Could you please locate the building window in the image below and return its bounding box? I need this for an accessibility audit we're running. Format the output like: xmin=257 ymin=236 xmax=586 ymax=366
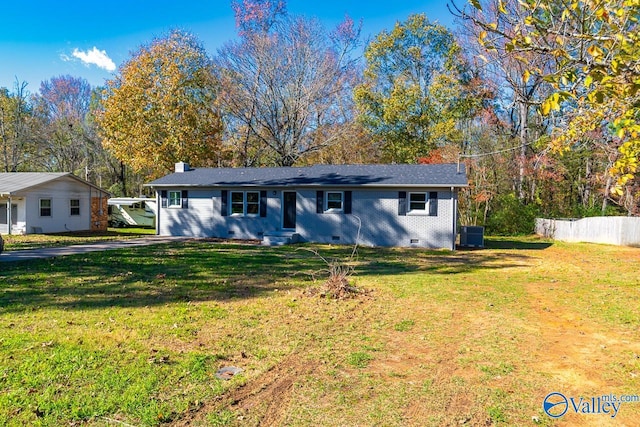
xmin=40 ymin=199 xmax=52 ymax=217
xmin=407 ymin=192 xmax=438 ymax=216
xmin=325 ymin=192 xmax=343 ymax=211
xmin=230 ymin=191 xmax=261 ymax=216
xmin=231 ymin=192 xmax=244 ymax=214
xmin=70 ymin=199 xmax=80 ymax=216
xmin=246 ymin=191 xmax=260 ymax=215
xmin=168 ymin=191 xmax=182 ymax=207
xmin=408 ymin=193 xmax=427 ymax=211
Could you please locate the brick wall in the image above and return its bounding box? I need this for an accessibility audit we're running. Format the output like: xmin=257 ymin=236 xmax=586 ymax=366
xmin=91 ymin=196 xmax=108 ymax=231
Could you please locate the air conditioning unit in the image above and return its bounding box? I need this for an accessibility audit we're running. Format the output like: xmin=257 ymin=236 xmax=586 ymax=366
xmin=460 ymin=226 xmax=484 ymax=248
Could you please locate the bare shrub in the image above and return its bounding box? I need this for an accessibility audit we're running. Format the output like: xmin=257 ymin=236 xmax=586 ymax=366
xmin=301 ymin=217 xmax=364 ymax=299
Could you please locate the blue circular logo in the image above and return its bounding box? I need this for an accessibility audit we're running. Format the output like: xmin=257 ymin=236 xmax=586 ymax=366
xmin=543 ymin=392 xmax=569 ymax=418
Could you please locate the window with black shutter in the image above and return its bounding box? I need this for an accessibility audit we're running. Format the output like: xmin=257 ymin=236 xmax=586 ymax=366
xmin=260 ymin=191 xmax=267 ymax=217
xmin=344 ymin=191 xmax=352 ymax=214
xmin=181 ymin=190 xmax=189 ymax=209
xmin=161 ymin=190 xmax=168 ymax=208
xmin=221 ymin=190 xmax=228 ymax=216
xmin=316 ymin=191 xmax=324 ymax=213
xmin=398 ymin=191 xmax=407 ymax=216
xmin=429 ymin=191 xmax=438 ymax=216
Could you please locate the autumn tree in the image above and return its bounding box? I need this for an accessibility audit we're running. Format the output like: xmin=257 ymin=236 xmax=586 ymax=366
xmin=215 ymin=1 xmax=361 ymax=166
xmin=97 ymin=30 xmax=225 ymax=179
xmin=453 ymin=0 xmax=559 ymax=202
xmin=354 ymin=14 xmax=482 ymax=163
xmin=0 ymin=80 xmax=35 ymax=172
xmin=461 ymin=0 xmax=640 ymax=200
xmin=30 ymin=75 xmax=96 ymax=175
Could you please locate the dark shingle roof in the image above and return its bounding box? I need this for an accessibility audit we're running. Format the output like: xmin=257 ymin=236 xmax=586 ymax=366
xmin=146 ymin=163 xmax=467 ymax=188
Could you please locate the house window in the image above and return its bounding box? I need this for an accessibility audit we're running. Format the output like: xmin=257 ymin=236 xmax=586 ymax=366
xmin=230 ymin=191 xmax=261 ymax=216
xmin=70 ymin=199 xmax=80 ymax=216
xmin=325 ymin=192 xmax=343 ymax=211
xmin=407 ymin=192 xmax=438 ymax=216
xmin=168 ymin=191 xmax=182 ymax=207
xmin=231 ymin=191 xmax=245 ymax=214
xmin=409 ymin=193 xmax=427 ymax=211
xmin=246 ymin=191 xmax=260 ymax=215
xmin=40 ymin=199 xmax=52 ymax=217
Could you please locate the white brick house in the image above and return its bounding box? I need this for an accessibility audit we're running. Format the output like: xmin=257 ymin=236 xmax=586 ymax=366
xmin=0 ymin=173 xmax=110 ymax=235
xmin=146 ymin=163 xmax=467 ymax=249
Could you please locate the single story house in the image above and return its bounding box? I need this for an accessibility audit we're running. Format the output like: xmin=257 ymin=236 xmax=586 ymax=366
xmin=146 ymin=162 xmax=467 ymax=249
xmin=0 ymin=172 xmax=110 ymax=235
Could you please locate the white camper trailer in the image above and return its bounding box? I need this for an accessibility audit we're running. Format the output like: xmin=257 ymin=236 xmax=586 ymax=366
xmin=108 ymin=198 xmax=157 ymax=228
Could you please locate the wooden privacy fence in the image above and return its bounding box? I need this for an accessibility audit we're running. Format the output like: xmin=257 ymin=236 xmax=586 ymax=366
xmin=536 ymin=217 xmax=640 ymax=247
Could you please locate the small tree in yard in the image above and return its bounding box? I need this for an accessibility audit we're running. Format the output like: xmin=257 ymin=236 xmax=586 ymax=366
xmin=302 ymin=216 xmax=363 ymax=299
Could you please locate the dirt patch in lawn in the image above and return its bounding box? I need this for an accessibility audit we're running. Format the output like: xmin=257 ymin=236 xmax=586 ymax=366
xmin=173 ymin=352 xmax=318 ymax=426
xmin=524 ymin=246 xmax=640 ymax=426
xmin=224 ymin=353 xmax=318 ymax=426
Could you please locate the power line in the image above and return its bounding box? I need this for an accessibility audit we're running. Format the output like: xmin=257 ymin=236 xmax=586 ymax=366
xmin=457 ymin=143 xmax=532 ymax=173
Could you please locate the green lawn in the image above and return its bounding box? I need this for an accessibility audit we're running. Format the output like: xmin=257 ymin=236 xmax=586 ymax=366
xmin=0 ymin=236 xmax=638 ymax=426
xmin=1 ymin=227 xmax=155 ymax=251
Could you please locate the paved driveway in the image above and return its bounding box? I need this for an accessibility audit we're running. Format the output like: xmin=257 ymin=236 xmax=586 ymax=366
xmin=0 ymin=236 xmax=191 ymax=263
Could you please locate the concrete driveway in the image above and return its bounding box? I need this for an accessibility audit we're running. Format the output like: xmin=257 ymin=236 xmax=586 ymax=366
xmin=0 ymin=236 xmax=191 ymax=263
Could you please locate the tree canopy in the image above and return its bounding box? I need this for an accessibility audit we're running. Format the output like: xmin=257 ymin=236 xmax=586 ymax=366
xmin=216 ymin=2 xmax=361 ymax=166
xmin=354 ymin=14 xmax=480 ymax=163
xmin=465 ymin=0 xmax=640 ymax=193
xmin=97 ymin=30 xmax=225 ymax=178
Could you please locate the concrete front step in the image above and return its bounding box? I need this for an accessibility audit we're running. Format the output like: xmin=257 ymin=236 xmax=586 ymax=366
xmin=262 ymin=231 xmax=300 ymax=246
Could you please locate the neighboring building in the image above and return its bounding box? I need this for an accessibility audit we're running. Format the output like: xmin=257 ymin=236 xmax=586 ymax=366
xmin=0 ymin=173 xmax=110 ymax=235
xmin=146 ymin=162 xmax=468 ymax=249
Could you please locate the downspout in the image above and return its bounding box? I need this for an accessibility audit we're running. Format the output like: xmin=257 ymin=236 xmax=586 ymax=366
xmin=155 ymin=189 xmax=160 ymax=235
xmin=451 ymin=187 xmax=456 ymax=251
xmin=7 ymin=195 xmax=12 ymax=235
xmin=89 ymin=186 xmax=93 ymax=231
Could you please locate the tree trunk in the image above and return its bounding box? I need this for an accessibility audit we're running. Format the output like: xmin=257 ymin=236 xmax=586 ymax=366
xmin=602 ymin=174 xmax=612 ymax=215
xmin=517 ymin=101 xmax=528 ymax=201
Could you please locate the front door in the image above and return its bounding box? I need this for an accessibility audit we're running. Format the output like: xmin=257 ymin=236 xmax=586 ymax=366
xmin=283 ymin=192 xmax=296 ymax=229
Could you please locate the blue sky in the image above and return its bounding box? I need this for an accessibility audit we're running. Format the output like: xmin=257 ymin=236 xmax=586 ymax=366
xmin=0 ymin=1 xmax=458 ymax=93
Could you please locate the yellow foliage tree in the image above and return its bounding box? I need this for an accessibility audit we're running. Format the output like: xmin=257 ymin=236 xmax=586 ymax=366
xmin=466 ymin=0 xmax=639 ymax=194
xmin=354 ymin=14 xmax=483 ymax=163
xmin=96 ymin=30 xmax=225 ymax=179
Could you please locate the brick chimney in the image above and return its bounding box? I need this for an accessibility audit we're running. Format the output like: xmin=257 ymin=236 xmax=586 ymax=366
xmin=175 ymin=162 xmax=190 ymax=173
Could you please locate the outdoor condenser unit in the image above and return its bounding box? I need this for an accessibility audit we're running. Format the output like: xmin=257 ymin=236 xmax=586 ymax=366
xmin=460 ymin=226 xmax=484 ymax=248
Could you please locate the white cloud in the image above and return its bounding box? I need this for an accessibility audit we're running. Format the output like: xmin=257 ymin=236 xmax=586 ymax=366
xmin=70 ymin=47 xmax=116 ymax=72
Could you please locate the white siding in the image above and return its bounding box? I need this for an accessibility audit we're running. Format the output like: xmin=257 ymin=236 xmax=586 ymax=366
xmin=157 ymin=187 xmax=459 ymax=249
xmin=23 ymin=177 xmax=92 ymax=234
xmin=296 ymin=188 xmax=457 ymax=249
xmin=159 ymin=189 xmax=282 ymax=238
xmin=160 ymin=189 xmax=216 ymax=237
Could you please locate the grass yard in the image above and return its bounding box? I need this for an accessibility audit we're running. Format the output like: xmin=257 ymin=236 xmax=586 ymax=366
xmin=1 ymin=227 xmax=155 ymax=251
xmin=0 ymin=236 xmax=638 ymax=426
